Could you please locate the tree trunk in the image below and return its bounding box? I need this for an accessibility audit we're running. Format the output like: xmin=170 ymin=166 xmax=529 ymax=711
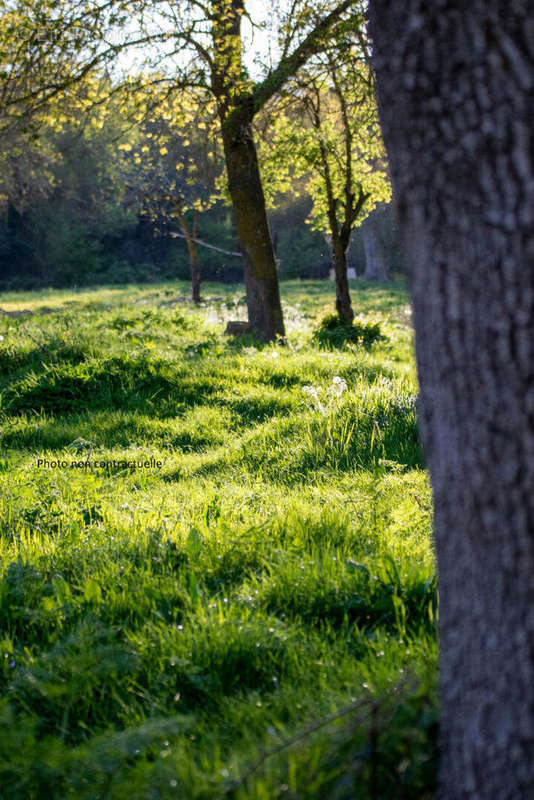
xmin=210 ymin=0 xmax=285 ymax=343
xmin=219 ymin=115 xmax=285 ymax=342
xmin=362 ymin=211 xmax=388 ymax=281
xmin=369 ymin=3 xmax=534 ymax=798
xmin=209 ymin=0 xmax=360 ymax=342
xmin=187 ymin=237 xmax=201 ymax=305
xmin=176 ymin=206 xmax=201 ymax=304
xmin=317 ymin=131 xmax=355 ymax=324
xmin=332 ymin=232 xmax=354 ymax=324
xmin=189 ymin=210 xmax=201 ymax=304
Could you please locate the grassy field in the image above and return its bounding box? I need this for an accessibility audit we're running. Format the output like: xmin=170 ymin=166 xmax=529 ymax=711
xmin=0 ymin=280 xmax=437 ymax=799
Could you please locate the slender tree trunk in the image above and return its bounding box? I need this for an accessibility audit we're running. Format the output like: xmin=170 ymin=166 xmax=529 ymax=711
xmin=369 ymin=3 xmax=534 ymax=798
xmin=362 ymin=211 xmax=388 ymax=281
xmin=331 ymin=231 xmax=354 ymax=324
xmin=317 ymin=128 xmax=355 ymax=325
xmin=189 ymin=210 xmax=201 ymax=304
xmin=186 ymin=235 xmax=201 ymax=305
xmin=219 ymin=112 xmax=285 ymax=341
xmin=176 ymin=206 xmax=201 ymax=304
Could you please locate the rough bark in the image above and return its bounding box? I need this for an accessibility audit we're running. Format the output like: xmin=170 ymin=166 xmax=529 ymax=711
xmin=362 ymin=211 xmax=388 ymax=281
xmin=369 ymin=2 xmax=534 ymax=798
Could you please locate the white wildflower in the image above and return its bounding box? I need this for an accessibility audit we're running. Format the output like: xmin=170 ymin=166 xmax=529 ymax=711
xmin=302 ymin=385 xmax=326 ymax=416
xmin=331 ymin=376 xmax=348 ymax=397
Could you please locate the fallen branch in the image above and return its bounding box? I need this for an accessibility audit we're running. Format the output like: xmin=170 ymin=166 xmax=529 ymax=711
xmin=169 ymin=231 xmax=243 ymax=258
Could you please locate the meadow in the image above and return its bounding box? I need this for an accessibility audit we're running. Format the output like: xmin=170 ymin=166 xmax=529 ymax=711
xmin=0 ymin=279 xmax=437 ymax=799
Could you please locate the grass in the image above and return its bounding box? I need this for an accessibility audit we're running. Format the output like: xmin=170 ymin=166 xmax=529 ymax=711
xmin=0 ymin=279 xmax=436 ymax=799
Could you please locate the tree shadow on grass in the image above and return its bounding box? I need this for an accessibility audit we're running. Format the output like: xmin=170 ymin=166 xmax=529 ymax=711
xmin=0 ymin=339 xmax=95 ymax=382
xmin=2 ymin=355 xmax=219 ymax=417
xmin=0 ymin=385 xmax=296 ymax=454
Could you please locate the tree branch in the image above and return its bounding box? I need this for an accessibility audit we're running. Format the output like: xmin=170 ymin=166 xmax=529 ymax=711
xmin=252 ymin=0 xmax=359 ymax=114
xmin=170 ymin=230 xmax=243 ymax=257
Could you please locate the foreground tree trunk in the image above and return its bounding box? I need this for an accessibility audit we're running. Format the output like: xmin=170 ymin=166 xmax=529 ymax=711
xmin=369 ymin=3 xmax=534 ymax=798
xmin=361 ymin=210 xmax=388 ymax=281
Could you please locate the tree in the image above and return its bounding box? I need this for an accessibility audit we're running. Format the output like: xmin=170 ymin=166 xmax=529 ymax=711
xmin=0 ymin=0 xmax=149 ymax=141
xmin=368 ymin=2 xmax=534 ymax=797
xmin=208 ymin=0 xmax=364 ymax=339
xmin=0 ymin=72 xmax=162 ymax=285
xmin=259 ymin=49 xmax=390 ymax=323
xmin=2 ymin=0 xmax=365 ymax=339
xmin=120 ymin=87 xmax=224 ymax=303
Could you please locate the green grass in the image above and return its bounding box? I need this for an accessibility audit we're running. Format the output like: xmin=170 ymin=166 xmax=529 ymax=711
xmin=0 ymin=280 xmax=436 ymax=799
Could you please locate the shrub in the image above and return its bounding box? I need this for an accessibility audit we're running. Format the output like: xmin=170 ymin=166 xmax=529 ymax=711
xmin=313 ymin=313 xmax=386 ymax=349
